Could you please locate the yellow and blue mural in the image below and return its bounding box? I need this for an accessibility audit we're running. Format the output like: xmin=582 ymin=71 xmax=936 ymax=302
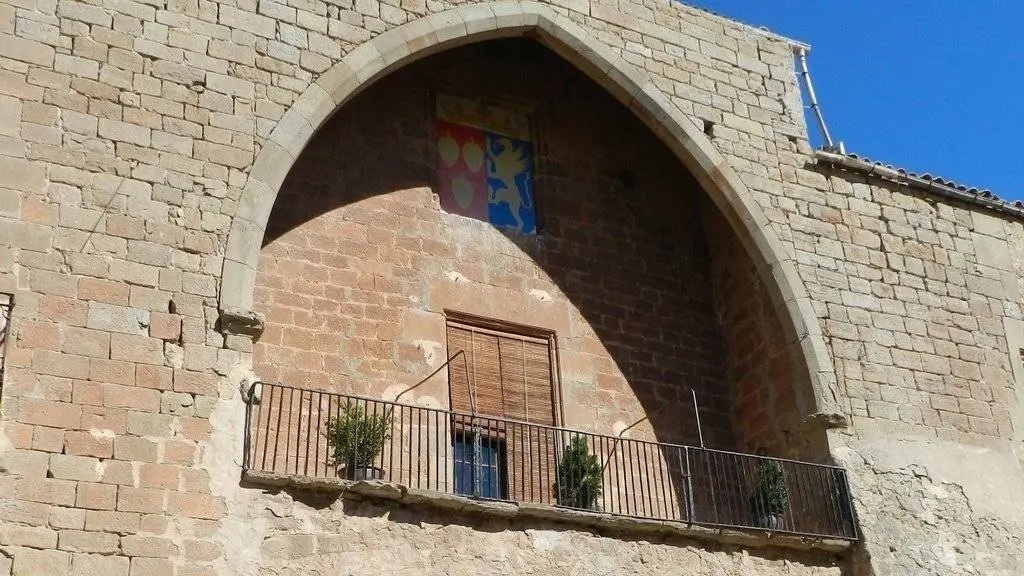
xmin=436 ymin=95 xmax=536 ymax=235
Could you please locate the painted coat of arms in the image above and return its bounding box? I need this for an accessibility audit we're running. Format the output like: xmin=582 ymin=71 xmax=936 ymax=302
xmin=436 ymin=94 xmax=536 ymax=235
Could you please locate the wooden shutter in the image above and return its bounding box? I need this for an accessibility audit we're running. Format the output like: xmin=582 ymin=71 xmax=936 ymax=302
xmin=446 ymin=318 xmax=558 ymax=504
xmin=446 ymin=325 xmax=474 ymax=414
xmin=498 ymin=336 xmax=526 ymax=421
xmin=523 ymin=340 xmax=554 ymax=425
xmin=445 ymin=320 xmax=556 ymax=425
xmin=447 ymin=324 xmax=505 ymax=417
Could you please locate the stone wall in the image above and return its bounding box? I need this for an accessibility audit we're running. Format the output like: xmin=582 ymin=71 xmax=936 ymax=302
xmin=804 ymin=167 xmax=1024 ymax=575
xmin=239 ymin=487 xmax=848 ymax=576
xmin=800 ymin=168 xmax=1018 ymax=440
xmin=0 ymin=0 xmax=1023 ymax=574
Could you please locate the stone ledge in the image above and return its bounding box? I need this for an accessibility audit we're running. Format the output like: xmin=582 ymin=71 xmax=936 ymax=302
xmin=241 ymin=470 xmax=855 ymax=554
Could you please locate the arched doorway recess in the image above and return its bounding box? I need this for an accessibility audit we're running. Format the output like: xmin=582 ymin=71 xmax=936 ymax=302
xmin=219 ymin=0 xmax=845 ymax=448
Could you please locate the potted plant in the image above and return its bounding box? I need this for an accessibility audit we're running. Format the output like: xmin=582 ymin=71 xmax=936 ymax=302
xmin=751 ymin=459 xmax=789 ymax=530
xmin=554 ymin=436 xmax=603 ymax=510
xmin=327 ymin=404 xmax=392 ymax=481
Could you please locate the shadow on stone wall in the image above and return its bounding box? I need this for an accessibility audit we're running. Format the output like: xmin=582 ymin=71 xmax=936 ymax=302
xmin=254 ymin=39 xmax=812 ymax=467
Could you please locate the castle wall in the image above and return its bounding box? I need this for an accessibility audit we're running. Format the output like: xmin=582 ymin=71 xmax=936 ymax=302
xmin=0 ymin=0 xmax=1021 ymax=574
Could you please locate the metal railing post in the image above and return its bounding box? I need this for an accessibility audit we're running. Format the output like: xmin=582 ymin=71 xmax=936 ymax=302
xmin=472 ymin=425 xmax=483 ymax=498
xmin=684 ymin=446 xmax=693 ymax=524
xmin=242 ymin=391 xmax=253 ymax=471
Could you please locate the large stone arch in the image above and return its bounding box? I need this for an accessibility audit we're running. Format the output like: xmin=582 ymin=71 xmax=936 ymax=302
xmin=220 ymin=1 xmax=844 ymax=432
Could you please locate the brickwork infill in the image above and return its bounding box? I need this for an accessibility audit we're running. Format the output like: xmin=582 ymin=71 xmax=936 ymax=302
xmin=703 ymin=202 xmax=803 ymax=456
xmin=254 ymin=39 xmax=741 ymax=450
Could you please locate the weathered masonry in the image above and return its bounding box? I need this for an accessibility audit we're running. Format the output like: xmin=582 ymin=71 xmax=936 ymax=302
xmin=0 ymin=0 xmax=1021 ymax=575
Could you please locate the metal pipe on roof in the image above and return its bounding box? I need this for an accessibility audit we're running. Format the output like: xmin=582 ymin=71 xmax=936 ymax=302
xmin=795 ymin=47 xmax=840 ymax=152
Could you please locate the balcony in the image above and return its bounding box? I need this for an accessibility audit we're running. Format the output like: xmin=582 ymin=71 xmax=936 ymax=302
xmin=242 ymin=382 xmax=857 ymax=543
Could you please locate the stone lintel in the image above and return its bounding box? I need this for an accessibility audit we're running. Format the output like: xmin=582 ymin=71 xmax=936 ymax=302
xmin=241 ymin=470 xmax=855 ymax=554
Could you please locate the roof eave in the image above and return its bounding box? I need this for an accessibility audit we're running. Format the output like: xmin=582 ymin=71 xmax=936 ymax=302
xmin=814 ymin=150 xmax=1024 ymax=222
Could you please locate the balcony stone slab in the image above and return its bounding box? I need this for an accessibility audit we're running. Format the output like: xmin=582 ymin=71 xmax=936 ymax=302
xmin=241 ymin=469 xmax=855 ymax=554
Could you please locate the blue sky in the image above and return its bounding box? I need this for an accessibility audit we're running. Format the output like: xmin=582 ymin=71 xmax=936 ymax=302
xmin=696 ymin=1 xmax=1023 ymax=200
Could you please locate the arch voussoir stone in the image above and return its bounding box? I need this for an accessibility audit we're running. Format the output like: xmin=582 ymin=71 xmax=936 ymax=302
xmin=220 ymin=0 xmax=846 ymax=428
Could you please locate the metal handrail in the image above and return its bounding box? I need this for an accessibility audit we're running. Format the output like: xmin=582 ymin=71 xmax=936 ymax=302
xmin=0 ymin=293 xmax=12 ymax=401
xmin=242 ymin=381 xmax=858 ymax=540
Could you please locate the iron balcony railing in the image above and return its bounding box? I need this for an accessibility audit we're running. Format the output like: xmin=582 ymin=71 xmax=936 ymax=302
xmin=0 ymin=293 xmax=11 ymax=399
xmin=243 ymin=382 xmax=857 ymax=540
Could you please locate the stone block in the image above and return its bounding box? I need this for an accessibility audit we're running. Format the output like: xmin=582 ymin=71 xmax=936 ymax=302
xmin=103 ymin=383 xmax=161 ymax=412
xmin=0 ymin=449 xmax=49 ymax=478
xmin=31 ymin=350 xmax=90 ymax=379
xmin=81 ymin=406 xmax=128 ymax=436
xmin=48 ymin=454 xmax=101 ymax=482
xmin=139 ymin=464 xmax=179 ymax=490
xmin=130 ymin=557 xmax=174 ymax=576
xmin=58 ymin=529 xmax=120 ymax=554
xmin=54 ymin=53 xmax=99 ymax=79
xmin=29 ymin=268 xmax=77 ymax=297
xmin=17 ymin=398 xmax=82 ymax=428
xmin=78 ymin=277 xmax=131 ymax=305
xmin=113 ymin=436 xmax=158 ymax=463
xmin=167 ymin=492 xmax=224 ymax=520
xmin=15 ymin=321 xmax=62 ymax=351
xmin=32 ymin=426 xmax=65 ymax=453
xmin=172 ymin=369 xmax=218 ymax=396
xmin=117 ymin=487 xmax=165 ymax=514
xmin=98 ymin=118 xmax=151 ymax=146
xmin=71 ymin=554 xmax=130 ymax=576
xmin=0 ymin=93 xmax=21 ymax=138
xmin=12 ymin=548 xmax=70 ymax=575
xmin=31 ymin=424 xmax=66 ymax=450
xmin=87 ymin=302 xmax=150 ymax=335
xmin=126 ymin=412 xmax=173 ymax=437
xmin=972 ymin=232 xmax=1012 ymax=271
xmin=120 ymin=535 xmax=179 ymax=557
xmin=64 ymin=431 xmax=113 ymax=458
xmin=15 ymin=478 xmax=77 ymax=506
xmin=63 ymin=327 xmax=111 ymax=358
xmin=135 ymin=364 xmax=173 ymax=391
xmin=110 ymin=333 xmax=165 ymax=365
xmin=184 ymin=538 xmax=221 ymax=561
xmin=219 ymin=5 xmax=276 ymax=37
xmin=162 ymin=441 xmax=197 ymax=465
xmin=2 ymin=525 xmax=58 ymax=549
xmin=84 ymin=510 xmax=140 ymax=534
xmin=209 ymin=39 xmax=256 ymax=65
xmin=0 ymin=31 xmax=55 ymax=66
xmin=49 ymin=506 xmax=86 ymax=530
xmin=0 ymin=499 xmax=50 ymax=526
xmin=90 ymin=359 xmax=136 ymax=386
xmin=76 ymin=482 xmax=117 ymax=510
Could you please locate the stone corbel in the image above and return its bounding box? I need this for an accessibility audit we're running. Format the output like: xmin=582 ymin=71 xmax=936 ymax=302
xmin=219 ymin=306 xmax=266 ymax=339
xmin=803 ymin=411 xmax=849 ymax=430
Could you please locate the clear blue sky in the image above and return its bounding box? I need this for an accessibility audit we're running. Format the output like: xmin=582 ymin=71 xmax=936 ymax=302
xmin=696 ymin=1 xmax=1023 ymax=200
